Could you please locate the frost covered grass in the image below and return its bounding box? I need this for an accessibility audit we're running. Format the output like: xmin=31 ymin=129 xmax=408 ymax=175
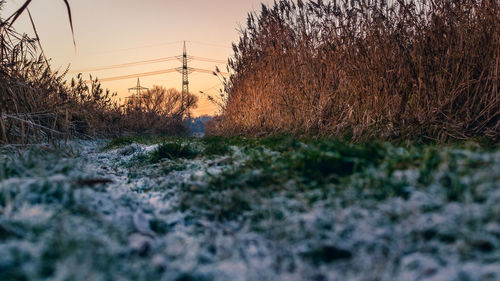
xmin=0 ymin=137 xmax=499 ymax=281
xmin=103 ymin=136 xmax=170 ymax=150
xmin=151 ymin=142 xmax=199 ymax=162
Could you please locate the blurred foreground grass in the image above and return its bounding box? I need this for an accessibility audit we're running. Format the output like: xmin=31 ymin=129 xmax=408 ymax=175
xmin=0 ymin=137 xmax=498 ymax=281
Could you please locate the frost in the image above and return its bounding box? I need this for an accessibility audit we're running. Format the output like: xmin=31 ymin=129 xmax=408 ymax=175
xmin=0 ymin=140 xmax=498 ymax=280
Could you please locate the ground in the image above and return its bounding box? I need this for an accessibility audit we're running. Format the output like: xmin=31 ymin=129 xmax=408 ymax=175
xmin=0 ymin=136 xmax=499 ymax=281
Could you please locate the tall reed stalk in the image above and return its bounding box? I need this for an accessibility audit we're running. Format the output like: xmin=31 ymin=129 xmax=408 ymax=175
xmin=0 ymin=1 xmax=189 ymax=144
xmin=214 ymin=0 xmax=499 ymax=142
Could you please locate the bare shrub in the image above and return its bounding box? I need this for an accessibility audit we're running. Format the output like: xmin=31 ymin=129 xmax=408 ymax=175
xmin=119 ymin=86 xmax=198 ymax=136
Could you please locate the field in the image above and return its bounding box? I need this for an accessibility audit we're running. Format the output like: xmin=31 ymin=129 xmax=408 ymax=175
xmin=1 ymin=137 xmax=499 ymax=281
xmin=0 ymin=1 xmax=499 ymax=280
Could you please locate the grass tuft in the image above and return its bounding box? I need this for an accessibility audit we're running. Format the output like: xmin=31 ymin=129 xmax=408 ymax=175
xmin=150 ymin=142 xmax=199 ymax=162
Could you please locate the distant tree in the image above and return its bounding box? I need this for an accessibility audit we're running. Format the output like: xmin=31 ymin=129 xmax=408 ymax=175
xmin=142 ymin=86 xmax=181 ymax=116
xmin=184 ymin=91 xmax=199 ymax=113
xmin=125 ymin=86 xmax=198 ymax=117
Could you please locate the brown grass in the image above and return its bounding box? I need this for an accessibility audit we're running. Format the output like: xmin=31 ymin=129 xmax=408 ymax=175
xmin=212 ymin=0 xmax=499 ymax=142
xmin=0 ymin=0 xmax=115 ymax=144
xmin=0 ymin=2 xmax=191 ymax=144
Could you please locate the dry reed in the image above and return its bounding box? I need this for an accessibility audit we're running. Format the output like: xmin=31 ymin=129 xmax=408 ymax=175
xmin=0 ymin=1 xmax=191 ymax=144
xmin=212 ymin=0 xmax=499 ymax=142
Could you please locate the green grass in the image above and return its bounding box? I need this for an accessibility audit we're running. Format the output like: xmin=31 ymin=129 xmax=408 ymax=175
xmin=178 ymin=137 xmax=498 ymax=221
xmin=200 ymin=134 xmax=300 ymax=152
xmin=103 ymin=136 xmax=170 ymax=150
xmin=179 ymin=139 xmax=388 ymax=221
xmin=150 ymin=142 xmax=199 ymax=163
xmin=200 ymin=138 xmax=231 ymax=156
xmin=1 ymin=137 xmax=498 ymax=280
xmin=101 ymin=135 xmax=498 ymax=222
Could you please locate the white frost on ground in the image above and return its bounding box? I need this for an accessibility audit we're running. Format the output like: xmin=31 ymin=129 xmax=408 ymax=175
xmin=0 ymin=140 xmax=499 ymax=281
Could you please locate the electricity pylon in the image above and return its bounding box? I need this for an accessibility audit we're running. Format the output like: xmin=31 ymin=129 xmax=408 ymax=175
xmin=176 ymin=41 xmax=194 ymax=119
xmin=127 ymin=78 xmax=149 ymax=110
xmin=129 ymin=78 xmax=149 ymax=98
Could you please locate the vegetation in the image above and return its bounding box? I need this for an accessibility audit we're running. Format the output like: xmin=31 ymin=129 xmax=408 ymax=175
xmin=0 ymin=0 xmax=118 ymax=143
xmin=176 ymin=136 xmax=496 ymax=220
xmin=1 ymin=137 xmax=498 ymax=280
xmin=150 ymin=141 xmax=199 ymax=162
xmin=0 ymin=3 xmax=193 ymax=145
xmin=0 ymin=0 xmax=499 ymax=279
xmin=211 ymin=0 xmax=500 ymax=142
xmin=120 ymin=86 xmax=197 ymax=136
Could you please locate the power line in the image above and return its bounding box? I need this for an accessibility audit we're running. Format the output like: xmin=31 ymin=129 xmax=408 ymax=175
xmin=189 ymin=56 xmax=227 ymax=64
xmin=71 ymin=55 xmax=227 ymax=73
xmin=191 ymin=67 xmax=230 ymax=76
xmin=199 ymin=83 xmax=223 ymax=94
xmin=70 ymin=56 xmax=178 ymax=73
xmin=89 ymin=67 xmax=228 ymax=83
xmin=163 ymin=74 xmax=189 ymax=83
xmin=96 ymin=68 xmax=178 ymax=82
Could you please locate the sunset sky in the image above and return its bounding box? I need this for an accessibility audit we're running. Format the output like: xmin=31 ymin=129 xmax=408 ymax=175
xmin=2 ymin=0 xmax=272 ymax=116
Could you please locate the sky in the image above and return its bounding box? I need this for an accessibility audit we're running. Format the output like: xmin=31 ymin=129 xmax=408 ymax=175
xmin=2 ymin=0 xmax=272 ymax=117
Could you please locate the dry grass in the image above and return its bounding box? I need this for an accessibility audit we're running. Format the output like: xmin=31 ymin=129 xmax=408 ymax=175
xmin=0 ymin=1 xmax=190 ymax=144
xmin=0 ymin=21 xmax=121 ymax=144
xmin=212 ymin=0 xmax=499 ymax=142
xmin=0 ymin=0 xmax=115 ymax=143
